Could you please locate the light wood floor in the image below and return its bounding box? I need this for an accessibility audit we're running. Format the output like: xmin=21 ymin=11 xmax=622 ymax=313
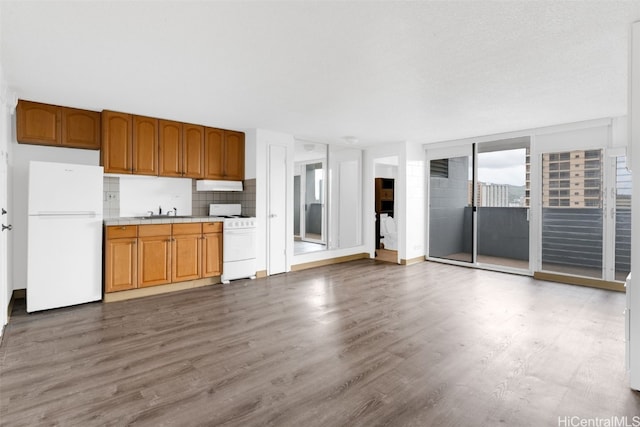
xmin=1 ymin=260 xmax=638 ymax=426
xmin=375 ymin=248 xmax=398 ymax=264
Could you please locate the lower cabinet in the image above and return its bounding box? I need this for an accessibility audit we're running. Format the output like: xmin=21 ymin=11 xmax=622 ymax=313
xmin=137 ymin=224 xmax=172 ymax=288
xmin=202 ymin=222 xmax=223 ymax=277
xmin=172 ymin=223 xmax=202 ymax=283
xmin=105 ymin=221 xmax=223 ymax=294
xmin=105 ymin=226 xmax=137 ymax=293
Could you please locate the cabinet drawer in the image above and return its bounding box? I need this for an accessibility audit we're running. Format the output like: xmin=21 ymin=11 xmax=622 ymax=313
xmin=138 ymin=224 xmax=172 ymax=237
xmin=172 ymin=223 xmax=202 ymax=235
xmin=106 ymin=225 xmax=137 ymax=239
xmin=202 ymin=222 xmax=223 ymax=233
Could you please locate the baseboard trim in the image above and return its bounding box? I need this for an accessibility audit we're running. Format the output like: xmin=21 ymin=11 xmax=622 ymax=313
xmin=533 ymin=271 xmax=625 ymax=292
xmin=104 ymin=277 xmax=222 ymax=303
xmin=401 ymin=256 xmax=425 ymax=266
xmin=291 ymin=253 xmax=369 ymax=272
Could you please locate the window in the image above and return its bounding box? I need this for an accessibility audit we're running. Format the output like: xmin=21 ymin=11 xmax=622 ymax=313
xmin=585 ymin=160 xmax=600 ymax=169
xmin=585 ymin=150 xmax=600 ymax=159
xmin=430 ymin=159 xmax=449 ymax=178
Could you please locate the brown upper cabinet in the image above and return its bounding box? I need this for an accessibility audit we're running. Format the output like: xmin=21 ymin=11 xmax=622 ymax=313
xmin=132 ymin=115 xmax=158 ymax=176
xmin=183 ymin=124 xmax=204 ymax=178
xmin=17 ymin=100 xmax=101 ymax=150
xmin=102 ymin=109 xmax=242 ymax=180
xmin=158 ymin=121 xmax=204 ymax=178
xmin=159 ymin=119 xmax=183 ymax=177
xmin=102 ymin=111 xmax=158 ymax=176
xmin=204 ymin=128 xmax=245 ymax=181
xmin=101 ymin=111 xmax=133 ymax=173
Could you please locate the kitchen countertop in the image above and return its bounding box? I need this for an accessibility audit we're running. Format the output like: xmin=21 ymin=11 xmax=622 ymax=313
xmin=104 ymin=216 xmax=224 ymax=226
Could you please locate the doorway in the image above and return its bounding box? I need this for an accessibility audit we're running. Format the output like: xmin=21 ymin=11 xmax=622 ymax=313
xmin=374 ymin=156 xmax=398 ymax=264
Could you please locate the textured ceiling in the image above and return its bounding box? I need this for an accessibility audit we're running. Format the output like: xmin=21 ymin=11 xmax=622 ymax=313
xmin=2 ymin=1 xmax=640 ymax=146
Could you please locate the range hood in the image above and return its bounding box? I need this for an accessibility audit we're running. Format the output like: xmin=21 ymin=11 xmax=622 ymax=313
xmin=196 ymin=180 xmax=243 ymax=192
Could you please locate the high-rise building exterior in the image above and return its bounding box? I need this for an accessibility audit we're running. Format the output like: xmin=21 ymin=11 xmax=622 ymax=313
xmin=526 ymin=149 xmax=603 ymax=208
xmin=467 ymin=182 xmax=511 ymax=207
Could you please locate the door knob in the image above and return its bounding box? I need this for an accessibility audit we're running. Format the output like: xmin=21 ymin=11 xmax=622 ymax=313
xmin=2 ymin=224 xmax=12 ymax=232
xmin=1 ymin=208 xmax=6 ymax=215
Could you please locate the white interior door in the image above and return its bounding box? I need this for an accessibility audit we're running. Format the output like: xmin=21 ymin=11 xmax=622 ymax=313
xmin=268 ymin=145 xmax=287 ymax=275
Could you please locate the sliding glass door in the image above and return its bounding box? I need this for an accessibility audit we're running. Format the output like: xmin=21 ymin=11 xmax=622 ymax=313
xmin=428 ymin=150 xmax=473 ymax=263
xmin=427 ymin=125 xmax=630 ymax=284
xmin=427 ymin=140 xmax=530 ymax=272
xmin=476 ymin=139 xmax=530 ymax=271
xmin=540 ymin=149 xmax=604 ymax=279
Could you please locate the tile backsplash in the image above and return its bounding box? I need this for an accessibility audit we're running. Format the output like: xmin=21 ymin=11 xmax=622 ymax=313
xmin=191 ymin=179 xmax=256 ymax=217
xmin=103 ymin=177 xmax=256 ymax=218
xmin=103 ymin=176 xmax=120 ymax=218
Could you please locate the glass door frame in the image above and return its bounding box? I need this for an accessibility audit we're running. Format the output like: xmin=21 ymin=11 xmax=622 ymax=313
xmin=425 ymin=144 xmax=475 ymax=267
xmin=426 ymin=140 xmax=534 ymax=276
xmin=532 ymin=126 xmax=620 ymax=282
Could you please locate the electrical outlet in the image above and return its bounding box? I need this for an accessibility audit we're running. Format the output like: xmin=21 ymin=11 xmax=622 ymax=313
xmin=106 ymin=191 xmax=118 ymax=201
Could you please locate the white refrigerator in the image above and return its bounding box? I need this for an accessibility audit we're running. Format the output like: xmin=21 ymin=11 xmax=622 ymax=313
xmin=27 ymin=161 xmax=104 ymax=312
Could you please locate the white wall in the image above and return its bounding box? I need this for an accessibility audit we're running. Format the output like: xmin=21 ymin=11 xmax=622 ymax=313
xmin=11 ymin=143 xmax=99 ymax=291
xmin=118 ymin=175 xmax=192 ymax=217
xmin=0 ymin=62 xmax=13 ymax=330
xmin=329 ymin=147 xmax=362 ymax=250
xmin=244 ymin=128 xmax=256 ymax=180
xmin=403 ymin=141 xmax=426 ymax=261
xmin=374 ymin=163 xmax=397 ymax=179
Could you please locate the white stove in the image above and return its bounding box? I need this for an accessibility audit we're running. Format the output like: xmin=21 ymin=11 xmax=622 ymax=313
xmin=209 ymin=204 xmax=257 ymax=284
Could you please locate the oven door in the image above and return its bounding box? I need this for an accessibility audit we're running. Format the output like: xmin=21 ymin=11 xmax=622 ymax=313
xmin=224 ymin=229 xmax=256 ymax=262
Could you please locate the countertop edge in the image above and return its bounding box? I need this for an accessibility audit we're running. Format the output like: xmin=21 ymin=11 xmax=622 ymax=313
xmin=104 ymin=217 xmax=224 ymax=226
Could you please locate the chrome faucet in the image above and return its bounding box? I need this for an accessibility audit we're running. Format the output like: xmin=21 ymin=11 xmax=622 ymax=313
xmin=147 ymin=210 xmax=154 ymax=217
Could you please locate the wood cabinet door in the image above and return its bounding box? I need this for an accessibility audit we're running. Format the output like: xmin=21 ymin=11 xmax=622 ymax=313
xmin=133 ymin=115 xmax=158 ymax=176
xmin=204 ymin=127 xmax=225 ymax=179
xmin=138 ymin=235 xmax=171 ymax=287
xmin=16 ymin=100 xmax=60 ymax=146
xmin=183 ymin=124 xmax=204 ymax=178
xmin=202 ymin=232 xmax=222 ymax=277
xmin=159 ymin=119 xmax=182 ymax=177
xmin=61 ymin=107 xmax=101 ymax=150
xmin=172 ymin=233 xmax=201 ymax=282
xmin=102 ymin=111 xmax=133 ymax=173
xmin=105 ymin=238 xmax=137 ymax=292
xmin=224 ymin=130 xmax=245 ymax=180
